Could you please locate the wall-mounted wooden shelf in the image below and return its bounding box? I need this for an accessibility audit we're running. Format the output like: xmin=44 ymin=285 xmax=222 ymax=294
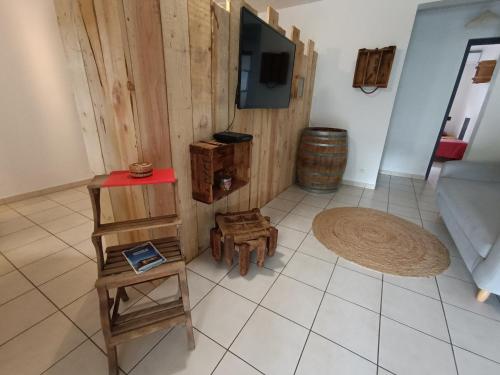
xmin=473 ymin=60 xmax=496 ymax=84
xmin=353 ymin=46 xmax=396 ymax=88
xmin=190 ymin=140 xmax=251 ymax=204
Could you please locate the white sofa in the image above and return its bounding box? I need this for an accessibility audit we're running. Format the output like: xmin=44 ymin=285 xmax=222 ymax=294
xmin=437 ymin=161 xmax=500 ymax=302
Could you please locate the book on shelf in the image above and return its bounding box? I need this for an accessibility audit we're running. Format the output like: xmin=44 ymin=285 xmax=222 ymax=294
xmin=122 ymin=242 xmax=166 ymax=274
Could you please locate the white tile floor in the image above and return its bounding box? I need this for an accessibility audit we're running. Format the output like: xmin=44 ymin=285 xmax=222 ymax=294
xmin=1 ymin=176 xmax=500 ymax=374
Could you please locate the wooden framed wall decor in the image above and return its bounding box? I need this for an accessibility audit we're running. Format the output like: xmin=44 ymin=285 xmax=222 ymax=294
xmin=353 ymin=46 xmax=396 ymax=92
xmin=473 ymin=60 xmax=496 ymax=83
xmin=55 ymin=0 xmax=317 ymax=260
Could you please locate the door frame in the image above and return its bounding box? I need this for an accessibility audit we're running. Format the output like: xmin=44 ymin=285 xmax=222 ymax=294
xmin=425 ymin=36 xmax=500 ymax=179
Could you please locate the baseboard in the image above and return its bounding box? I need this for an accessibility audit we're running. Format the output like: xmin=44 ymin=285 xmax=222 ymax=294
xmin=0 ymin=178 xmax=93 ymax=205
xmin=379 ymin=170 xmax=425 ymax=180
xmin=341 ymin=178 xmax=377 ymax=190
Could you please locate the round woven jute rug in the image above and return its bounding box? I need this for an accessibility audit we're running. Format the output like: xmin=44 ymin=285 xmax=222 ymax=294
xmin=312 ymin=207 xmax=450 ymax=276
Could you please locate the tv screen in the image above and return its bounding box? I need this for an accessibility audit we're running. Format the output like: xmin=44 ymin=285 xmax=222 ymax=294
xmin=237 ymin=7 xmax=296 ymax=109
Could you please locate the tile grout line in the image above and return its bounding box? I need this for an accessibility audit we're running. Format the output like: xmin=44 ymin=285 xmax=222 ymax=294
xmin=323 ymin=287 xmax=462 ymax=346
xmin=414 ymin=177 xmax=458 ymax=372
xmin=411 ymin=177 xmax=424 ymax=228
xmin=2 ymin=236 xmax=96 ymax=273
xmin=128 ymin=198 xmax=305 ymax=375
xmin=194 ymin=327 xmax=265 ymax=375
xmin=209 ymin=349 xmax=228 ymax=375
xmin=131 ymin=216 xmax=304 ymax=375
xmin=376 ymin=274 xmax=384 ymax=374
xmin=0 ymin=260 xmax=96 ymax=310
xmin=0 ymin=187 xmax=157 ymax=374
xmin=200 ymin=184 xmax=496 ymax=372
xmin=218 ymin=195 xmax=306 ymax=371
xmin=2 ymin=195 xmax=110 ymax=301
xmin=186 ymin=265 xmax=385 ymax=340
xmin=5 ymin=201 xmax=96 ymax=264
xmin=0 ymin=251 xmax=131 ymax=373
xmin=39 ymin=334 xmax=115 ymax=375
xmin=123 ymin=327 xmax=174 ymax=374
xmin=451 ymin=343 xmax=500 ymax=366
xmin=206 ymin=190 xmax=311 ymax=374
xmin=292 ymin=255 xmax=338 ymax=375
xmin=309 ymin=330 xmax=380 ymax=367
xmin=27 ymin=258 xmax=95 ymax=289
xmin=435 ymin=277 xmax=459 ymax=375
xmin=0 ymin=309 xmax=61 ymax=349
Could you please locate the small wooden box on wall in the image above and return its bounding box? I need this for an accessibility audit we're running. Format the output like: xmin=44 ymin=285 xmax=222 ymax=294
xmin=473 ymin=60 xmax=497 ymax=83
xmin=353 ymin=46 xmax=396 ymax=88
xmin=190 ymin=140 xmax=251 ymax=204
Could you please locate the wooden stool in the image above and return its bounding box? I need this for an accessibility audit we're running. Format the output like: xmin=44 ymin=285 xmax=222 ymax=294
xmin=88 ymin=171 xmax=195 ymax=375
xmin=210 ymin=208 xmax=278 ymax=276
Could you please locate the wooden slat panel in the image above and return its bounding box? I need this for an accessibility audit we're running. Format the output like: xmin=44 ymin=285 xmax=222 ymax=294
xmin=123 ymin=0 xmax=177 ymax=239
xmin=227 ymin=0 xmax=241 ymax=124
xmin=92 ymin=0 xmax=141 ymax=171
xmin=211 ymin=2 xmax=230 ymax=216
xmin=77 ymin=0 xmax=146 ymax=243
xmin=92 ymin=0 xmax=148 ymax=242
xmin=76 ymin=0 xmax=116 ymax=170
xmin=188 ymin=0 xmax=214 ymax=251
xmin=248 ymin=108 xmax=262 ymax=208
xmin=265 ymin=6 xmax=283 ymax=202
xmin=54 ymin=0 xmax=104 ymax=175
xmin=303 ymin=40 xmax=316 ymax=127
xmin=237 ymin=110 xmax=253 ymax=211
xmin=286 ymin=27 xmax=304 ymax=186
xmin=160 ymin=0 xmax=199 ymax=260
xmin=226 ymin=0 xmax=243 ymax=212
xmin=258 ymin=110 xmax=273 ymax=206
xmin=53 ymin=0 xmax=116 ymax=235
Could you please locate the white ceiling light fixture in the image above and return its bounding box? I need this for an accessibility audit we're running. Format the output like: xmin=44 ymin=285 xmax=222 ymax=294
xmin=465 ymin=10 xmax=500 ymax=28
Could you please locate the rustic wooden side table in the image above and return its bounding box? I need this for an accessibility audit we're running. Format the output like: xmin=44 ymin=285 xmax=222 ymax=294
xmin=210 ymin=208 xmax=278 ymax=275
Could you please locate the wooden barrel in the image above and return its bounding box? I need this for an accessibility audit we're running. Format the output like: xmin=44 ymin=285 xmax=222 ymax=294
xmin=296 ymin=127 xmax=348 ymax=193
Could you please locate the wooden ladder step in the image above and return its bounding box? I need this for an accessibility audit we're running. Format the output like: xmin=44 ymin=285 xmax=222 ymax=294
xmin=101 ymin=255 xmax=184 ymax=277
xmin=111 ymin=299 xmax=186 ymax=338
xmin=105 ymin=237 xmax=180 ymax=253
xmin=93 ymin=215 xmax=181 ymax=237
xmin=102 ymin=237 xmax=184 ymax=277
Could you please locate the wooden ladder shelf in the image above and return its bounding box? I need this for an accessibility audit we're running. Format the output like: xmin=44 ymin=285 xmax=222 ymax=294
xmin=87 ymin=169 xmax=195 ymax=375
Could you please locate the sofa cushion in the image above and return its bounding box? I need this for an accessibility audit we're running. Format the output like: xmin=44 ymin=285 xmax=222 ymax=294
xmin=437 ymin=178 xmax=500 ymax=258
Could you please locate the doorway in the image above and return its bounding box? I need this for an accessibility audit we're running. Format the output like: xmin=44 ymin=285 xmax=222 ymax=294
xmin=425 ymin=37 xmax=500 ymax=181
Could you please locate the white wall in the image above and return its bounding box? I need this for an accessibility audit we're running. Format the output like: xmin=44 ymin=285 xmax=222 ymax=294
xmin=0 ymin=0 xmax=92 ymax=200
xmin=381 ymin=1 xmax=500 ymax=178
xmin=444 ymin=61 xmax=478 ymax=138
xmin=465 ymin=44 xmax=500 ymax=148
xmin=466 ymin=55 xmax=500 ymax=160
xmin=271 ymin=0 xmax=432 ymax=187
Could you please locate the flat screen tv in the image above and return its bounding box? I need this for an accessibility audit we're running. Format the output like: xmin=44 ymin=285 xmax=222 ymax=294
xmin=237 ymin=7 xmax=296 ymax=109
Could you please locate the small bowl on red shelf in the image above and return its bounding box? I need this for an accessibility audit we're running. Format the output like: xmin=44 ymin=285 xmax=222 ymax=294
xmin=129 ymin=162 xmax=153 ymax=178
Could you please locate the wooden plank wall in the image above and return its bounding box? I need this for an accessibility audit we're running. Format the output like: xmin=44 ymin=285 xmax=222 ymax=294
xmin=55 ymin=0 xmax=317 ymax=260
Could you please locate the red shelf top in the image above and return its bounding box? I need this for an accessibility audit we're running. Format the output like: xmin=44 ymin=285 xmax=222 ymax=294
xmin=102 ymin=168 xmax=176 ymax=188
